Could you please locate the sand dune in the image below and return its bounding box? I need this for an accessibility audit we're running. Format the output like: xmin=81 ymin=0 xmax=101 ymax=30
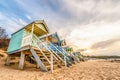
xmin=0 ymin=58 xmax=120 ymax=80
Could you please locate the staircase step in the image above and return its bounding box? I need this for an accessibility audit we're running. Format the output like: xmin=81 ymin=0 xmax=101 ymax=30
xmin=43 ymin=61 xmax=58 ymax=65
xmin=35 ymin=51 xmax=50 ymax=54
xmin=40 ymin=57 xmax=55 ymax=60
xmin=42 ymin=62 xmax=50 ymax=65
xmin=30 ymin=47 xmax=65 ymax=71
xmin=42 ymin=50 xmax=49 ymax=53
xmin=46 ymin=64 xmax=59 ymax=70
xmin=37 ymin=54 xmax=51 ymax=57
xmin=34 ymin=49 xmax=49 ymax=53
xmin=30 ymin=48 xmax=48 ymax=72
xmin=35 ymin=51 xmax=49 ymax=54
xmin=40 ymin=57 xmax=49 ymax=60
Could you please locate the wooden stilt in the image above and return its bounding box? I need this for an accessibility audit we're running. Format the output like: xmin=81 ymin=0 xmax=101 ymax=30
xmin=18 ymin=52 xmax=25 ymax=70
xmin=64 ymin=56 xmax=67 ymax=67
xmin=36 ymin=63 xmax=39 ymax=69
xmin=6 ymin=55 xmax=10 ymax=66
xmin=51 ymin=53 xmax=53 ymax=73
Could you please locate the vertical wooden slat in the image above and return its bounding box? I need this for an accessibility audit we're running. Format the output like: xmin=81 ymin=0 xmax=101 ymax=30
xmin=36 ymin=63 xmax=39 ymax=69
xmin=51 ymin=53 xmax=53 ymax=73
xmin=64 ymin=56 xmax=67 ymax=67
xmin=6 ymin=55 xmax=10 ymax=66
xmin=18 ymin=52 xmax=25 ymax=70
xmin=30 ymin=24 xmax=34 ymax=45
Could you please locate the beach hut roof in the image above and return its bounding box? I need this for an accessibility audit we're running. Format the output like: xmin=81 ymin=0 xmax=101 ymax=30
xmin=12 ymin=20 xmax=49 ymax=36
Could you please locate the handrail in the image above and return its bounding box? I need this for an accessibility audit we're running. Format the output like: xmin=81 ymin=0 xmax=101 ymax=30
xmin=44 ymin=43 xmax=65 ymax=63
xmin=38 ymin=38 xmax=66 ymax=63
xmin=32 ymin=39 xmax=51 ymax=64
xmin=46 ymin=41 xmax=67 ymax=67
xmin=33 ymin=34 xmax=59 ymax=63
xmin=41 ymin=41 xmax=67 ymax=66
xmin=61 ymin=48 xmax=70 ymax=58
xmin=33 ymin=34 xmax=68 ymax=67
xmin=37 ymin=42 xmax=58 ymax=60
xmin=46 ymin=41 xmax=69 ymax=60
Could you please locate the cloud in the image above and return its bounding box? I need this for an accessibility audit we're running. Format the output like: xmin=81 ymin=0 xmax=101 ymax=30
xmin=19 ymin=19 xmax=27 ymax=26
xmin=91 ymin=38 xmax=120 ymax=49
xmin=7 ymin=0 xmax=120 ymax=36
xmin=26 ymin=15 xmax=31 ymax=20
xmin=0 ymin=12 xmax=27 ymax=36
xmin=58 ymin=0 xmax=120 ymax=23
xmin=65 ymin=20 xmax=120 ymax=49
xmin=0 ymin=0 xmax=120 ymax=55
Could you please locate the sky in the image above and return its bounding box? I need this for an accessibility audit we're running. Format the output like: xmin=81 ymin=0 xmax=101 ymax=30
xmin=0 ymin=0 xmax=120 ymax=56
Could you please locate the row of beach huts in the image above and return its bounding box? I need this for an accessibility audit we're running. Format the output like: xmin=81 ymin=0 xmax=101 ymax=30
xmin=6 ymin=20 xmax=84 ymax=73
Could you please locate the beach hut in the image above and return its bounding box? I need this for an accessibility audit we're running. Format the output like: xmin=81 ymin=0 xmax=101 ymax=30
xmin=39 ymin=32 xmax=72 ymax=66
xmin=7 ymin=20 xmax=49 ymax=54
xmin=6 ymin=20 xmax=65 ymax=72
xmin=40 ymin=32 xmax=66 ymax=46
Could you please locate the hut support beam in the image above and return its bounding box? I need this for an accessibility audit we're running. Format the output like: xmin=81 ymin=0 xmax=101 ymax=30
xmin=64 ymin=56 xmax=67 ymax=67
xmin=6 ymin=55 xmax=10 ymax=66
xmin=18 ymin=52 xmax=25 ymax=70
xmin=36 ymin=63 xmax=39 ymax=69
xmin=30 ymin=24 xmax=34 ymax=45
xmin=51 ymin=53 xmax=53 ymax=73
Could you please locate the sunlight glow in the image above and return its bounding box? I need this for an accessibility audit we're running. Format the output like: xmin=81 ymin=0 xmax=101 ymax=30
xmin=84 ymin=49 xmax=91 ymax=54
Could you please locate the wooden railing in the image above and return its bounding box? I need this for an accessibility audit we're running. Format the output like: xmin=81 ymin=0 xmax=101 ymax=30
xmin=32 ymin=34 xmax=60 ymax=73
xmin=32 ymin=38 xmax=51 ymax=64
xmin=45 ymin=41 xmax=67 ymax=66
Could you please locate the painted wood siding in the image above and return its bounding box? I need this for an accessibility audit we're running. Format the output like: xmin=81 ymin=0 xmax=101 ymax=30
xmin=21 ymin=30 xmax=31 ymax=47
xmin=7 ymin=29 xmax=24 ymax=54
xmin=21 ymin=30 xmax=40 ymax=48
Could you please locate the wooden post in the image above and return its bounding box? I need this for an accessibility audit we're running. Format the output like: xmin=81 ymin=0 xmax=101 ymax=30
xmin=64 ymin=56 xmax=67 ymax=67
xmin=30 ymin=24 xmax=34 ymax=45
xmin=36 ymin=63 xmax=39 ymax=69
xmin=18 ymin=52 xmax=25 ymax=70
xmin=46 ymin=36 xmax=48 ymax=43
xmin=51 ymin=53 xmax=53 ymax=73
xmin=6 ymin=55 xmax=10 ymax=66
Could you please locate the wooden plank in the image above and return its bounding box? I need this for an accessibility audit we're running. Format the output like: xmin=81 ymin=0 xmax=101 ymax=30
xmin=30 ymin=48 xmax=47 ymax=72
xmin=36 ymin=63 xmax=39 ymax=69
xmin=5 ymin=55 xmax=10 ymax=66
xmin=51 ymin=53 xmax=53 ymax=73
xmin=64 ymin=56 xmax=67 ymax=67
xmin=30 ymin=24 xmax=34 ymax=45
xmin=18 ymin=52 xmax=25 ymax=69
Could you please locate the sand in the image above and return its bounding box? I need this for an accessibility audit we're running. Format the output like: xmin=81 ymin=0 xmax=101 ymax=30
xmin=0 ymin=57 xmax=120 ymax=80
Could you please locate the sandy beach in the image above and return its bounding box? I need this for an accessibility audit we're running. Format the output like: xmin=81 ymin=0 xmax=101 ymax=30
xmin=0 ymin=57 xmax=120 ymax=80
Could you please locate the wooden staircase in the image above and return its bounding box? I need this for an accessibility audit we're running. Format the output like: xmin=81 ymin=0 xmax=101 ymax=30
xmin=34 ymin=49 xmax=62 ymax=70
xmin=28 ymin=34 xmax=67 ymax=73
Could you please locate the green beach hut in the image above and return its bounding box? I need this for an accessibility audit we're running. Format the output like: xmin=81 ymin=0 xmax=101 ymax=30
xmin=7 ymin=20 xmax=49 ymax=54
xmin=6 ymin=20 xmax=66 ymax=73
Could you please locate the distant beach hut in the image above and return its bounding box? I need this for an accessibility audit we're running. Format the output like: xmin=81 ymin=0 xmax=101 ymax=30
xmin=39 ymin=32 xmax=72 ymax=65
